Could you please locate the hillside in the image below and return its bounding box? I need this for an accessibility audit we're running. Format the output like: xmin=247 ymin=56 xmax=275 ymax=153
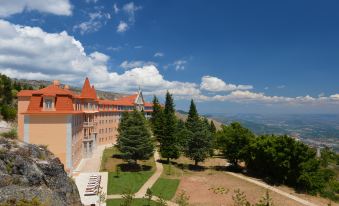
xmin=176 ymin=110 xmax=223 ymax=130
xmin=14 ymin=78 xmax=126 ymax=100
xmin=0 ymin=137 xmax=82 ymax=206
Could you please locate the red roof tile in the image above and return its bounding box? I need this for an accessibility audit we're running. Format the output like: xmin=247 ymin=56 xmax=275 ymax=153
xmin=32 ymin=85 xmax=75 ymax=96
xmin=27 ymin=96 xmax=42 ymax=112
xmin=55 ymin=96 xmax=74 ymax=111
xmin=80 ymin=77 xmax=97 ymax=99
xmin=17 ymin=90 xmax=34 ymax=97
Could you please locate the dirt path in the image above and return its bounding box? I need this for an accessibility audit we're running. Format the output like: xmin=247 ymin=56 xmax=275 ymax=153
xmin=225 ymin=172 xmax=319 ymax=206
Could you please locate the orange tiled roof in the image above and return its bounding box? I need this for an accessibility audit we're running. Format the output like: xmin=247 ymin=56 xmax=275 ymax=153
xmin=144 ymin=102 xmax=153 ymax=107
xmin=27 ymin=96 xmax=42 ymax=112
xmin=80 ymin=77 xmax=97 ymax=99
xmin=111 ymin=94 xmax=137 ymax=106
xmin=17 ymin=90 xmax=34 ymax=97
xmin=32 ymin=85 xmax=75 ymax=97
xmin=55 ymin=96 xmax=74 ymax=111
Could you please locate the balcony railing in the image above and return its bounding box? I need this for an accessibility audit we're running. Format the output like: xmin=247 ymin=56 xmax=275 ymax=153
xmin=83 ymin=120 xmax=97 ymax=127
xmin=83 ymin=134 xmax=96 ymax=141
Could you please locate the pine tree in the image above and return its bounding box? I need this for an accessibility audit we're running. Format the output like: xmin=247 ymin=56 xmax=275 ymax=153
xmin=117 ymin=110 xmax=154 ymax=164
xmin=150 ymin=96 xmax=165 ymax=142
xmin=185 ymin=100 xmax=212 ymax=166
xmin=186 ymin=99 xmax=199 ymax=132
xmin=160 ymin=91 xmax=180 ymax=162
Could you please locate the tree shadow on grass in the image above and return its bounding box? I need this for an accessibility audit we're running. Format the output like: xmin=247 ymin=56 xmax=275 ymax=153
xmin=158 ymin=159 xmax=206 ymax=172
xmin=117 ymin=163 xmax=152 ymax=172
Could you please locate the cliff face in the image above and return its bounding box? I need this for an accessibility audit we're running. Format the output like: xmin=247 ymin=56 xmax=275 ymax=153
xmin=0 ymin=138 xmax=82 ymax=206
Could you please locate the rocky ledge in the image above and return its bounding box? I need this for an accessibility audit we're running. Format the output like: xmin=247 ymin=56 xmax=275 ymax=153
xmin=0 ymin=138 xmax=82 ymax=206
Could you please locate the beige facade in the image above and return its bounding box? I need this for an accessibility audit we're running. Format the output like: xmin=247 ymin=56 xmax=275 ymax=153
xmin=17 ymin=78 xmax=153 ymax=172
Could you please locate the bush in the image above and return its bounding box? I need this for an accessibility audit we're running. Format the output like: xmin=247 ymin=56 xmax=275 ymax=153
xmin=0 ymin=104 xmax=17 ymax=122
xmin=1 ymin=128 xmax=17 ymax=139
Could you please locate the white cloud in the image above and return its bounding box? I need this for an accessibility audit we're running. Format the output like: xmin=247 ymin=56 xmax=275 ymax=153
xmin=122 ymin=2 xmax=142 ymax=23
xmin=201 ymin=76 xmax=253 ymax=92
xmin=113 ymin=3 xmax=119 ymax=14
xmin=73 ymin=10 xmax=111 ymax=34
xmin=86 ymin=0 xmax=99 ymax=3
xmin=134 ymin=45 xmax=143 ymax=49
xmin=0 ymin=20 xmax=337 ymax=107
xmin=117 ymin=21 xmax=128 ymax=33
xmin=173 ymin=60 xmax=187 ymax=70
xmin=120 ymin=60 xmax=156 ymax=70
xmin=154 ymin=52 xmax=164 ymax=57
xmin=277 ymin=85 xmax=286 ymax=89
xmin=0 ymin=0 xmax=72 ymax=17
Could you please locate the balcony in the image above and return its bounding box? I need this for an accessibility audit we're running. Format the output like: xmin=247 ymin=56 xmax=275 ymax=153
xmin=83 ymin=134 xmax=96 ymax=142
xmin=83 ymin=120 xmax=97 ymax=127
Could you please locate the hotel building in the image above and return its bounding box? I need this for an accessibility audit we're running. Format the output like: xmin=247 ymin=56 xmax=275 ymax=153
xmin=17 ymin=78 xmax=153 ymax=172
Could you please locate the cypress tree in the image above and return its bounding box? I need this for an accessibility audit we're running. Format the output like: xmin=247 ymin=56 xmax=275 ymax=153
xmin=160 ymin=91 xmax=180 ymax=161
xmin=117 ymin=110 xmax=154 ymax=164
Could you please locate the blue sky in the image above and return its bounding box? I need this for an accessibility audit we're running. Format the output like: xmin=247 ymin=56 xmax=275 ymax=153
xmin=0 ymin=0 xmax=338 ymax=114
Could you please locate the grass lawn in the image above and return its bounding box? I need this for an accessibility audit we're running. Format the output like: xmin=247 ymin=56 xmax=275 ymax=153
xmin=151 ymin=178 xmax=180 ymax=200
xmin=107 ymin=199 xmax=157 ymax=206
xmin=103 ymin=146 xmax=156 ymax=195
xmin=108 ymin=171 xmax=154 ymax=194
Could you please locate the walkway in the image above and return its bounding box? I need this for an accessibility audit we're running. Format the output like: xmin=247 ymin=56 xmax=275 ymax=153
xmin=74 ymin=144 xmax=110 ymax=173
xmin=226 ymin=172 xmax=319 ymax=206
xmin=106 ymin=150 xmax=178 ymax=206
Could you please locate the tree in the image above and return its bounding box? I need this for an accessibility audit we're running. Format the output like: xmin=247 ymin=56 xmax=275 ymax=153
xmin=185 ymin=100 xmax=212 ymax=166
xmin=160 ymin=91 xmax=180 ymax=162
xmin=120 ymin=189 xmax=134 ymax=206
xmin=175 ymin=191 xmax=190 ymax=206
xmin=175 ymin=119 xmax=190 ymax=151
xmin=256 ymin=190 xmax=274 ymax=206
xmin=0 ymin=104 xmax=17 ymax=121
xmin=232 ymin=189 xmax=250 ymax=206
xmin=218 ymin=122 xmax=254 ymax=166
xmin=144 ymin=188 xmax=153 ymax=206
xmin=155 ymin=196 xmax=167 ymax=206
xmin=0 ymin=75 xmax=13 ymax=105
xmin=117 ymin=110 xmax=154 ymax=164
xmin=185 ymin=100 xmax=199 ymax=132
xmin=151 ymin=96 xmax=165 ymax=142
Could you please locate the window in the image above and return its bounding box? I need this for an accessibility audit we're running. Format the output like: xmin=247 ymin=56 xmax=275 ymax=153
xmin=45 ymin=99 xmax=53 ymax=109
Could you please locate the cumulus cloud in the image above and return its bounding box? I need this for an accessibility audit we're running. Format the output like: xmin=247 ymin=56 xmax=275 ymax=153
xmin=73 ymin=10 xmax=111 ymax=34
xmin=201 ymin=76 xmax=253 ymax=92
xmin=171 ymin=60 xmax=187 ymax=71
xmin=120 ymin=60 xmax=156 ymax=70
xmin=0 ymin=20 xmax=338 ymax=107
xmin=0 ymin=0 xmax=72 ymax=17
xmin=117 ymin=21 xmax=128 ymax=33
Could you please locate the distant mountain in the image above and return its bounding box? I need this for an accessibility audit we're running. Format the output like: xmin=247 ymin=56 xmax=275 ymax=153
xmin=208 ymin=113 xmax=339 ymax=152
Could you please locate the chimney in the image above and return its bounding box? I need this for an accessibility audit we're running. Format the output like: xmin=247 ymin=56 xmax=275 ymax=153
xmin=53 ymin=80 xmax=60 ymax=87
xmin=64 ymin=85 xmax=70 ymax=90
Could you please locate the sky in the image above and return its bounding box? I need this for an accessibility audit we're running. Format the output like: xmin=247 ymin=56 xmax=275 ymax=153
xmin=0 ymin=0 xmax=338 ymax=114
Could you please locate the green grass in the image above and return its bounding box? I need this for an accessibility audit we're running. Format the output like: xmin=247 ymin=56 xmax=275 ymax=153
xmin=108 ymin=171 xmax=154 ymax=194
xmin=100 ymin=146 xmax=117 ymax=171
xmin=151 ymin=178 xmax=180 ymax=200
xmin=107 ymin=199 xmax=157 ymax=206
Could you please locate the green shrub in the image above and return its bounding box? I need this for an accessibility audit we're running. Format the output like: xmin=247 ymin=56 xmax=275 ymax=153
xmin=0 ymin=104 xmax=17 ymax=122
xmin=1 ymin=128 xmax=17 ymax=139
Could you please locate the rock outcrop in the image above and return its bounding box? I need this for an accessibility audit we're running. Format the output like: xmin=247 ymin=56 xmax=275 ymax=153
xmin=0 ymin=138 xmax=82 ymax=206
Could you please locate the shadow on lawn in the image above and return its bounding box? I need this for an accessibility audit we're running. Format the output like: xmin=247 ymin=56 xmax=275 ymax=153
xmin=117 ymin=163 xmax=152 ymax=172
xmin=158 ymin=159 xmax=206 ymax=172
